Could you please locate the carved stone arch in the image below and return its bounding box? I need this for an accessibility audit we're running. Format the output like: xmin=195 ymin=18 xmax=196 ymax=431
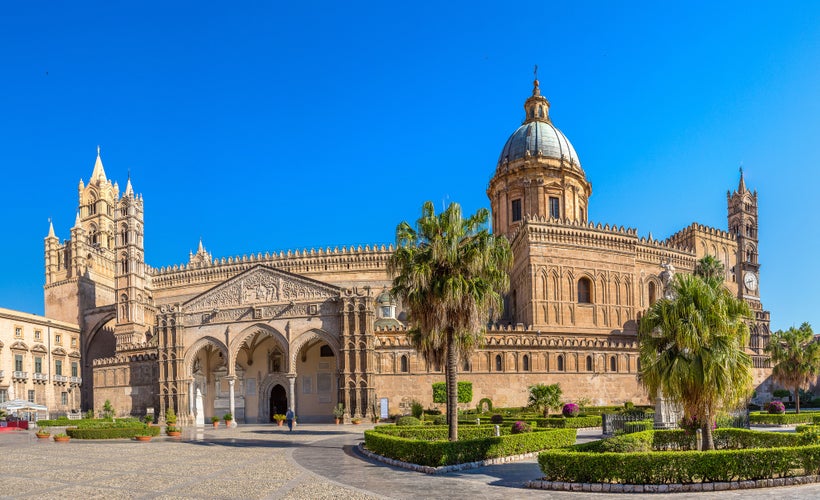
xmin=183 ymin=336 xmax=229 ymax=377
xmin=289 ymin=328 xmax=340 ymax=373
xmin=84 ymin=310 xmax=117 ymax=358
xmin=229 ymin=323 xmax=289 ymax=368
xmin=258 ymin=372 xmax=292 ymax=423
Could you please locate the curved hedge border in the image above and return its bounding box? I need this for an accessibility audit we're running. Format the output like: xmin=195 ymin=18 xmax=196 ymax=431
xmin=538 ymin=429 xmax=820 ymax=485
xmin=364 ymin=427 xmax=575 ymax=467
xmin=67 ymin=425 xmax=159 ymax=439
xmin=373 ymin=424 xmax=514 ymax=440
xmin=750 ymin=412 xmax=814 ymax=425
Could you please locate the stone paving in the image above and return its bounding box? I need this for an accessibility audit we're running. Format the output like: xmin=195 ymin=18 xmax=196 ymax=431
xmin=2 ymin=424 xmax=820 ymax=499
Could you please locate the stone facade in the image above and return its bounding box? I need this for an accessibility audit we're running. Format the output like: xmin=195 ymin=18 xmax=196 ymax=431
xmin=41 ymin=81 xmax=771 ymax=423
xmin=0 ymin=308 xmax=82 ymax=414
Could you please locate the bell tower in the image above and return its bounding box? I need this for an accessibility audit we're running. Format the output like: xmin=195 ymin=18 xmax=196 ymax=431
xmin=113 ymin=176 xmax=151 ymax=345
xmin=727 ymin=169 xmax=760 ymax=304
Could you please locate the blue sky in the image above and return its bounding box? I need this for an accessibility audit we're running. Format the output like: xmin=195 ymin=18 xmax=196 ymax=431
xmin=1 ymin=2 xmax=818 ymax=331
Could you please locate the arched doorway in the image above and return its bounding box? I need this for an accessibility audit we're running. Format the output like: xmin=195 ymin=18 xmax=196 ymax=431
xmin=270 ymin=384 xmax=288 ymax=420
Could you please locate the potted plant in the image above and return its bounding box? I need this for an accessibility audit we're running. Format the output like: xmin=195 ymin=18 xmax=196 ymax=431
xmin=165 ymin=408 xmax=181 ymax=436
xmin=53 ymin=433 xmax=70 ymax=443
xmin=351 ymin=417 xmax=362 ymax=425
xmin=333 ymin=403 xmax=345 ymax=424
xmin=134 ymin=434 xmax=152 ymax=442
xmin=36 ymin=427 xmax=51 ymax=439
xmin=143 ymin=414 xmax=154 ymax=426
xmin=223 ymin=412 xmax=233 ymax=427
xmin=273 ymin=414 xmax=286 ymax=426
xmin=211 ymin=416 xmax=220 ymax=428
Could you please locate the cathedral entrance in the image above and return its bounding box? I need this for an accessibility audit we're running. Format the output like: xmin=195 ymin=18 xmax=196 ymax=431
xmin=270 ymin=384 xmax=288 ymax=420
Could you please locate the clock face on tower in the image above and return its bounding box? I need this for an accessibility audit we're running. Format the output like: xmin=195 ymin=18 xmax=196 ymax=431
xmin=744 ymin=272 xmax=758 ymax=292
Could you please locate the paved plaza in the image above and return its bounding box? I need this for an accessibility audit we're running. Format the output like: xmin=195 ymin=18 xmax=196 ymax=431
xmin=3 ymin=424 xmax=820 ymax=499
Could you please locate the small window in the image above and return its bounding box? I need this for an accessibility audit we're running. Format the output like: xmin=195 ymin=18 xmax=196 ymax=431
xmin=55 ymin=334 xmax=61 ymax=344
xmin=15 ymin=327 xmax=22 ymax=338
xmin=549 ymin=197 xmax=560 ymax=219
xmin=610 ymin=356 xmax=616 ymax=372
xmin=511 ymin=199 xmax=522 ymax=222
xmin=34 ymin=330 xmax=41 ymax=341
xmin=648 ymin=282 xmax=656 ymax=305
xmin=579 ymin=206 xmax=585 ymax=221
xmin=71 ymin=362 xmax=79 ymax=377
xmin=15 ymin=355 xmax=23 ymax=372
xmin=557 ymin=355 xmax=564 ymax=372
xmin=55 ymin=360 xmax=63 ymax=376
xmin=71 ymin=337 xmax=77 ymax=347
xmin=400 ymin=355 xmax=409 ymax=373
xmin=28 ymin=390 xmax=35 ymax=403
xmin=578 ymin=278 xmax=592 ymax=303
xmin=319 ymin=345 xmax=334 ymax=357
xmin=586 ymin=356 xmax=593 ymax=372
xmin=495 ymin=354 xmax=503 ymax=372
xmin=61 ymin=392 xmax=68 ymax=405
xmin=0 ymin=389 xmax=7 ymax=403
xmin=523 ymin=354 xmax=530 ymax=372
xmin=35 ymin=357 xmax=43 ymax=374
xmin=462 ymin=359 xmax=470 ymax=372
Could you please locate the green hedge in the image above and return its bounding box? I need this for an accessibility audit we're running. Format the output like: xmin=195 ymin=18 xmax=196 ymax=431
xmin=536 ymin=416 xmax=602 ymax=429
xmin=373 ymin=424 xmax=516 ymax=441
xmin=539 ymin=445 xmax=820 ymax=484
xmin=623 ymin=420 xmax=654 ymax=434
xmin=37 ymin=417 xmax=112 ymax=427
xmin=67 ymin=424 xmax=160 ymax=439
xmin=432 ymin=381 xmax=473 ymax=404
xmin=812 ymin=415 xmax=820 ymax=425
xmin=365 ymin=428 xmax=575 ymax=466
xmin=749 ymin=412 xmax=814 ymax=425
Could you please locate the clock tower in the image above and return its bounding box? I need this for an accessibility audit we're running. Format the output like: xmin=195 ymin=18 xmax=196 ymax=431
xmin=728 ymin=169 xmax=770 ymax=357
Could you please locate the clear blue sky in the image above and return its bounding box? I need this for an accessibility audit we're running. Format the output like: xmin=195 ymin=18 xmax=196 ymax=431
xmin=1 ymin=2 xmax=818 ymax=332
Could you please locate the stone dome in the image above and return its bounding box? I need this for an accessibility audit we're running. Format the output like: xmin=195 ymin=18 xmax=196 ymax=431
xmin=497 ymin=120 xmax=580 ymax=167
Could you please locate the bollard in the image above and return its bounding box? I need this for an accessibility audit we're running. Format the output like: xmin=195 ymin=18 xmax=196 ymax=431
xmin=494 ymin=424 xmax=500 ymax=437
xmin=476 ymin=418 xmax=481 ymax=426
xmin=696 ymin=429 xmax=702 ymax=451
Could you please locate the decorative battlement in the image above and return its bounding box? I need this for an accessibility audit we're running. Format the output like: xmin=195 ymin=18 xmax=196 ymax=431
xmin=666 ymin=222 xmax=736 ymax=247
xmin=150 ymin=244 xmax=394 ymax=289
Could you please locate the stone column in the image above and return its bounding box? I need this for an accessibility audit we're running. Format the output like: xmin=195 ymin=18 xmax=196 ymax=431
xmin=228 ymin=377 xmax=237 ymax=428
xmin=188 ymin=380 xmax=195 ymax=416
xmin=287 ymin=374 xmax=297 ymax=419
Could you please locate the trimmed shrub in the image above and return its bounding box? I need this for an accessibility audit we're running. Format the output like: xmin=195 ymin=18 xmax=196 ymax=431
xmin=562 ymin=403 xmax=580 ymax=418
xmin=67 ymin=424 xmax=160 ymax=439
xmin=511 ymin=421 xmax=532 ymax=434
xmin=432 ymin=414 xmax=447 ymax=426
xmin=536 ymin=416 xmax=602 ymax=429
xmin=477 ymin=398 xmax=493 ymax=413
xmin=410 ymin=401 xmax=424 ymax=419
xmin=623 ymin=420 xmax=653 ymax=435
xmin=365 ymin=428 xmax=576 ymax=466
xmin=432 ymin=381 xmax=473 ymax=404
xmin=396 ymin=416 xmax=422 ymax=426
xmin=490 ymin=414 xmax=504 ymax=424
xmin=749 ymin=411 xmax=813 ymax=425
xmin=772 ymin=389 xmax=791 ymax=398
xmin=766 ymin=401 xmax=786 ymax=414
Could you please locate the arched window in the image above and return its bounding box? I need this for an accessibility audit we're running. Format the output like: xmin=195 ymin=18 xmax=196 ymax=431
xmin=400 ymin=355 xmax=408 ymax=373
xmin=495 ymin=354 xmax=502 ymax=372
xmin=522 ymin=354 xmax=530 ymax=372
xmin=462 ymin=359 xmax=470 ymax=372
xmin=319 ymin=345 xmax=333 ymax=357
xmin=578 ymin=277 xmax=592 ymax=303
xmin=120 ymin=224 xmax=128 ymax=245
xmin=120 ymin=293 xmax=128 ymax=321
xmin=557 ymin=355 xmax=564 ymax=372
xmin=120 ymin=254 xmax=128 ymax=274
xmin=610 ymin=356 xmax=616 ymax=372
xmin=88 ymin=196 xmax=97 ymax=215
xmin=586 ymin=355 xmax=593 ymax=372
xmin=648 ymin=282 xmax=656 ymax=305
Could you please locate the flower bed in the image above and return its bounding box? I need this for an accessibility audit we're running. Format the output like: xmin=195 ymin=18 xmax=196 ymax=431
xmin=364 ymin=427 xmax=575 ymax=466
xmin=538 ymin=429 xmax=820 ymax=484
xmin=749 ymin=412 xmax=814 ymax=425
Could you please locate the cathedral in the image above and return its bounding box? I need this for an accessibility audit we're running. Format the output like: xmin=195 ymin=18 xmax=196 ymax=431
xmin=41 ymin=79 xmax=771 ymax=423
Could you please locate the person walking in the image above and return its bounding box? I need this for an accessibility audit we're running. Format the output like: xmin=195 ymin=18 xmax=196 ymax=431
xmin=285 ymin=408 xmax=294 ymax=431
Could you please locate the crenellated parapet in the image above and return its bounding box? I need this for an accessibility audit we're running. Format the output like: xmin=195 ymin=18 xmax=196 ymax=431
xmin=666 ymin=222 xmax=736 ymax=248
xmin=150 ymin=244 xmax=394 ymax=289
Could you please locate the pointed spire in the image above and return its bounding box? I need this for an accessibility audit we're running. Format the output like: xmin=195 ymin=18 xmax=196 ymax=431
xmin=198 ymin=238 xmax=204 ymax=253
xmin=73 ymin=212 xmax=82 ymax=228
xmin=737 ymin=165 xmax=747 ymax=193
xmin=90 ymin=145 xmax=107 ymax=182
xmin=124 ymin=175 xmax=134 ymax=197
xmin=47 ymin=218 xmax=56 ymax=238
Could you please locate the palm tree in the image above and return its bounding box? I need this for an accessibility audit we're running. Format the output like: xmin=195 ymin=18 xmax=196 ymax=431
xmin=765 ymin=323 xmax=820 ymax=414
xmin=389 ymin=201 xmax=512 ymax=441
xmin=528 ymin=383 xmax=563 ymax=417
xmin=694 ymin=254 xmax=724 ymax=285
xmin=639 ymin=273 xmax=752 ymax=450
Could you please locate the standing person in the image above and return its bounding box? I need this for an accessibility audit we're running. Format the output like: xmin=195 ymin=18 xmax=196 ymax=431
xmin=285 ymin=408 xmax=294 ymax=431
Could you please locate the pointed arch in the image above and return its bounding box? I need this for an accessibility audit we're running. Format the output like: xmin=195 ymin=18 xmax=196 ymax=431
xmin=183 ymin=336 xmax=229 ymax=376
xmin=289 ymin=328 xmax=340 ymax=373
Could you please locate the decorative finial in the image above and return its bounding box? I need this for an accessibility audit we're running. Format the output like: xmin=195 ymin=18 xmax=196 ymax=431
xmin=532 ymin=64 xmax=540 ymax=96
xmin=97 ymin=145 xmax=100 ymax=156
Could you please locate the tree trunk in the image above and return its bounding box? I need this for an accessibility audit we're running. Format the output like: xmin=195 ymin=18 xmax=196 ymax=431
xmin=446 ymin=328 xmax=458 ymax=442
xmin=701 ymin=410 xmax=714 ymax=451
xmin=795 ymin=386 xmax=801 ymax=414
